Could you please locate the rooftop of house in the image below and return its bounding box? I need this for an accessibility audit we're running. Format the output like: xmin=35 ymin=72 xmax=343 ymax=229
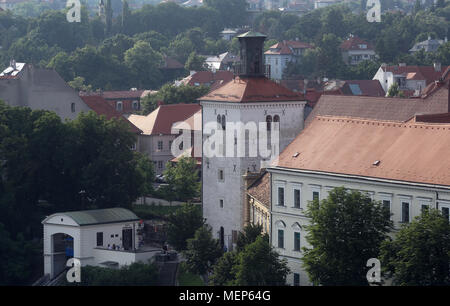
xmin=172 ymin=109 xmax=201 ymax=131
xmin=126 ymin=103 xmax=201 ymax=136
xmin=247 ymin=170 xmax=270 ymax=208
xmin=42 ymin=208 xmax=140 ymax=226
xmin=409 ymin=37 xmax=446 ymax=52
xmin=323 ymin=80 xmax=385 ymax=97
xmin=413 ymin=112 xmax=450 ymax=124
xmin=0 ymin=61 xmax=26 ymax=78
xmin=305 ymin=86 xmax=450 ymax=127
xmin=265 ymin=40 xmax=314 ymax=55
xmin=380 ymin=64 xmax=449 ymax=84
xmin=272 ymin=115 xmax=450 ymax=187
xmin=199 ymin=76 xmax=305 ymax=103
xmin=161 ymin=55 xmax=184 ymax=70
xmin=340 ymin=36 xmax=374 ymax=51
xmin=79 ymin=95 xmax=142 ymax=134
xmin=181 ymin=70 xmax=234 ymax=90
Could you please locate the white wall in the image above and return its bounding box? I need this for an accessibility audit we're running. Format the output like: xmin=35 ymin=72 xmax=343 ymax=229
xmin=201 ymin=100 xmax=305 ymax=248
xmin=269 ymin=168 xmax=450 ymax=285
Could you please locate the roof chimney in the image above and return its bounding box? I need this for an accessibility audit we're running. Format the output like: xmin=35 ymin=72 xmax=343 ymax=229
xmin=10 ymin=59 xmax=16 ymax=70
xmin=434 ymin=62 xmax=442 ymax=72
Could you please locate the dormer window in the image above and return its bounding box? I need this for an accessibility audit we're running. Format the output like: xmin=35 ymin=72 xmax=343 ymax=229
xmin=359 ymin=44 xmax=367 ymax=49
xmin=116 ymin=101 xmax=123 ymax=111
xmin=132 ymin=100 xmax=139 ymax=111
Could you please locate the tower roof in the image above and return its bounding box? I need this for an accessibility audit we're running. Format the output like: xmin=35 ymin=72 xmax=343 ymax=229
xmin=199 ymin=76 xmax=304 ymax=103
xmin=237 ymin=31 xmax=267 ymax=38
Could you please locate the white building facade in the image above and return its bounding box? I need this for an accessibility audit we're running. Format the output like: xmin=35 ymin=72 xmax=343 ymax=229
xmin=201 ymin=32 xmax=306 ymax=250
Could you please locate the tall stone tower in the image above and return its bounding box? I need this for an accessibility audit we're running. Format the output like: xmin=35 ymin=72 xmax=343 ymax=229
xmin=200 ymin=31 xmax=307 ymax=250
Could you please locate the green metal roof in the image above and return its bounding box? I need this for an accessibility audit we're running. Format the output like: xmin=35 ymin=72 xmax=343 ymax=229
xmin=237 ymin=31 xmax=267 ymax=38
xmin=58 ymin=208 xmax=139 ymax=226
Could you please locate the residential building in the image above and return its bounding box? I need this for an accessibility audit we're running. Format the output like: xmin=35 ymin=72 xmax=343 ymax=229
xmin=204 ymin=52 xmax=239 ymax=72
xmin=126 ymin=103 xmax=201 ymax=175
xmin=340 ymin=35 xmax=377 ymax=66
xmin=171 ymin=109 xmax=202 ymax=169
xmin=0 ymin=61 xmax=92 ymax=120
xmin=220 ymin=29 xmax=239 ymax=41
xmin=264 ymin=40 xmax=314 ymax=80
xmin=268 ymin=115 xmax=450 ymax=286
xmin=201 ymin=31 xmax=306 ymax=250
xmin=83 ymin=89 xmax=152 ymax=114
xmin=322 ymin=80 xmax=385 ymax=97
xmin=409 ymin=36 xmax=447 ymax=53
xmin=244 ymin=170 xmax=271 ymax=234
xmin=176 ymin=70 xmax=234 ymax=91
xmin=42 ymin=208 xmax=159 ymax=279
xmin=0 ymin=0 xmax=28 ymax=10
xmin=373 ymin=63 xmax=449 ymax=95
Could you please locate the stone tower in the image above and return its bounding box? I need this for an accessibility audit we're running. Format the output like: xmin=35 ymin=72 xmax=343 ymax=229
xmin=200 ymin=31 xmax=307 ymax=250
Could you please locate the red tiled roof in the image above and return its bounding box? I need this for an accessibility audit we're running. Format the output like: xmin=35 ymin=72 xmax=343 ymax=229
xmin=161 ymin=56 xmax=184 ymax=70
xmin=265 ymin=40 xmax=314 ymax=55
xmin=340 ymin=36 xmax=374 ymax=51
xmin=187 ymin=71 xmax=234 ymax=87
xmin=100 ymin=90 xmax=145 ymax=100
xmin=127 ymin=103 xmax=201 ymax=135
xmin=247 ymin=171 xmax=270 ymax=208
xmin=199 ymin=76 xmax=305 ymax=103
xmin=273 ymin=116 xmax=450 ymax=187
xmin=79 ymin=96 xmax=142 ymax=134
xmin=383 ymin=65 xmax=449 ymax=85
xmin=305 ymin=87 xmax=450 ymax=126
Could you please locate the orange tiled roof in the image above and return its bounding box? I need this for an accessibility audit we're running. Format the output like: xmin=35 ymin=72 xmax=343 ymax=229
xmin=247 ymin=171 xmax=270 ymax=208
xmin=273 ymin=116 xmax=450 ymax=187
xmin=199 ymin=76 xmax=305 ymax=103
xmin=127 ymin=103 xmax=201 ymax=135
xmin=340 ymin=36 xmax=374 ymax=51
xmin=79 ymin=95 xmax=142 ymax=134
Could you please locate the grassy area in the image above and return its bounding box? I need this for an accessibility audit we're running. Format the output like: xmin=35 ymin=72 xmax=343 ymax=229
xmin=177 ymin=262 xmax=205 ymax=286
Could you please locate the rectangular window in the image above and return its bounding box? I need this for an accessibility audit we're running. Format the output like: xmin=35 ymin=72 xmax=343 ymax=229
xmin=96 ymin=232 xmax=103 ymax=247
xmin=421 ymin=204 xmax=429 ymax=214
xmin=278 ymin=187 xmax=285 ymax=206
xmin=232 ymin=230 xmax=238 ymax=244
xmin=382 ymin=200 xmax=391 ymax=212
xmin=402 ymin=202 xmax=410 ymax=223
xmin=157 ymin=141 xmax=163 ymax=150
xmin=278 ymin=229 xmax=284 ymax=248
xmin=293 ymin=273 xmax=300 ymax=286
xmin=312 ymin=191 xmax=319 ymax=201
xmin=294 ymin=232 xmax=301 ymax=251
xmin=158 ymin=161 xmax=163 ymax=169
xmin=219 ymin=199 xmax=224 ymax=208
xmin=294 ymin=189 xmax=301 ymax=208
xmin=442 ymin=207 xmax=449 ymax=221
xmin=218 ymin=169 xmax=224 ymax=182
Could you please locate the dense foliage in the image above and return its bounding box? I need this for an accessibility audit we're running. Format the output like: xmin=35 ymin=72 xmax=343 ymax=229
xmin=0 ymin=101 xmax=154 ymax=284
xmin=302 ymin=187 xmax=393 ymax=286
xmin=210 ymin=224 xmax=289 ymax=286
xmin=166 ymin=203 xmax=204 ymax=251
xmin=65 ymin=261 xmax=159 ymax=286
xmin=380 ymin=209 xmax=450 ymax=285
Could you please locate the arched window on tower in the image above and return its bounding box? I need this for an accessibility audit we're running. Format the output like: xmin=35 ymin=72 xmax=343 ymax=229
xmin=266 ymin=115 xmax=272 ymax=131
xmin=273 ymin=115 xmax=280 ymax=130
xmin=217 ymin=114 xmax=221 ymax=128
xmin=221 ymin=115 xmax=226 ymax=130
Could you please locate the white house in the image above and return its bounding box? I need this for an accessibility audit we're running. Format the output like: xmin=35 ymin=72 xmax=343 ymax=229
xmin=42 ymin=208 xmax=159 ymax=279
xmin=268 ymin=115 xmax=450 ymax=286
xmin=264 ymin=40 xmax=314 ymax=80
xmin=201 ymin=31 xmax=306 ymax=250
xmin=340 ymin=35 xmax=377 ymax=66
xmin=373 ymin=63 xmax=448 ymax=95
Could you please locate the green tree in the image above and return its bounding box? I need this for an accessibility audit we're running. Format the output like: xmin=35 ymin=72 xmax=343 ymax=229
xmin=232 ymin=236 xmax=290 ymax=286
xmin=387 ymin=82 xmax=401 ymax=97
xmin=167 ymin=203 xmax=204 ymax=251
xmin=236 ymin=223 xmax=267 ymax=252
xmin=185 ymin=51 xmax=206 ymax=72
xmin=121 ymin=0 xmax=132 ymax=35
xmin=302 ymin=187 xmax=393 ymax=286
xmin=163 ymin=157 xmax=200 ymax=202
xmin=134 ymin=152 xmax=155 ymax=197
xmin=184 ymin=225 xmax=223 ymax=277
xmin=141 ymin=84 xmax=208 ymax=114
xmin=106 ymin=0 xmax=113 ymax=36
xmin=68 ymin=76 xmax=93 ymax=92
xmin=124 ymin=41 xmax=163 ymax=89
xmin=210 ymin=251 xmax=238 ymax=286
xmin=380 ymin=209 xmax=450 ymax=286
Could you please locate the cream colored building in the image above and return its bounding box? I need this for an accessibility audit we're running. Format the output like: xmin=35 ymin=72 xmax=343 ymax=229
xmin=268 ymin=115 xmax=450 ymax=286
